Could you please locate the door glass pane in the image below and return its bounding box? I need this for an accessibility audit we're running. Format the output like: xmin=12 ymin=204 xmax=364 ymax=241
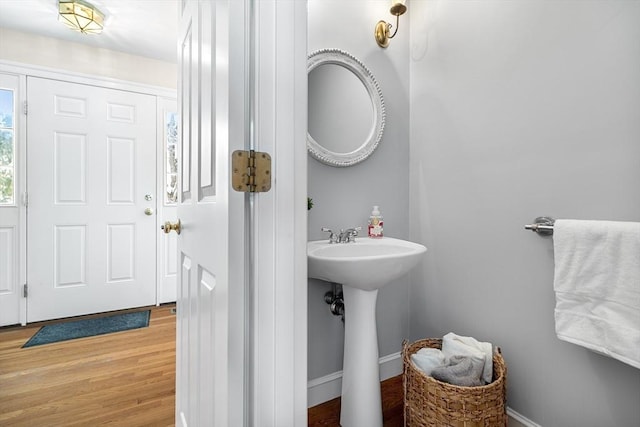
xmin=165 ymin=111 xmax=179 ymax=205
xmin=0 ymin=89 xmax=14 ymax=205
xmin=0 ymin=130 xmax=12 ymax=166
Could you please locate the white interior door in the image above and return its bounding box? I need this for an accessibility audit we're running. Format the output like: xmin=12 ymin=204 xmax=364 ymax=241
xmin=26 ymin=77 xmax=157 ymax=322
xmin=175 ymin=0 xmax=247 ymax=426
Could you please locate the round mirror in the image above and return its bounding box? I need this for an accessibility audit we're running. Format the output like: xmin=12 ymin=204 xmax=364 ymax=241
xmin=307 ymin=49 xmax=385 ymax=167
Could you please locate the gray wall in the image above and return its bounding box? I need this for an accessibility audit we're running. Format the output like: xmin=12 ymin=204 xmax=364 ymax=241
xmin=409 ymin=1 xmax=640 ymax=426
xmin=307 ymin=0 xmax=411 ymax=379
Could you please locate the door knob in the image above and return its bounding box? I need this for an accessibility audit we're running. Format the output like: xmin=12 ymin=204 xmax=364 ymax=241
xmin=144 ymin=208 xmax=154 ymax=216
xmin=161 ymin=219 xmax=181 ymax=235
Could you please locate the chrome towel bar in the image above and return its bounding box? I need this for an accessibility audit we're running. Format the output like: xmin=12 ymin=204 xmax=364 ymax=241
xmin=524 ymin=217 xmax=555 ymax=236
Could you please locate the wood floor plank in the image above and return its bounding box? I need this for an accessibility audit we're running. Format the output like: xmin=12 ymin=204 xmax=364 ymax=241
xmin=0 ymin=305 xmax=176 ymax=427
xmin=2 ymin=304 xmax=404 ymax=426
xmin=307 ymin=374 xmax=404 ymax=427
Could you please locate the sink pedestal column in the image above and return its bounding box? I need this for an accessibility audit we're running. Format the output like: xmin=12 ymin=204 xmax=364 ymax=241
xmin=340 ymin=286 xmax=383 ymax=427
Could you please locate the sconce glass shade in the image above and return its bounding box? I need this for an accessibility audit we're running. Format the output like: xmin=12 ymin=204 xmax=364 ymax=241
xmin=58 ymin=0 xmax=105 ymax=34
xmin=389 ymin=1 xmax=407 ymax=17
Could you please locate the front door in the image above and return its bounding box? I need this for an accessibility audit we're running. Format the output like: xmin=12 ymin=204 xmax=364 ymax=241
xmin=26 ymin=77 xmax=157 ymax=322
xmin=175 ymin=0 xmax=247 ymax=425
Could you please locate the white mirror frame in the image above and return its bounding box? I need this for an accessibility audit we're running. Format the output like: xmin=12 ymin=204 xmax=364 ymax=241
xmin=307 ymin=49 xmax=386 ymax=167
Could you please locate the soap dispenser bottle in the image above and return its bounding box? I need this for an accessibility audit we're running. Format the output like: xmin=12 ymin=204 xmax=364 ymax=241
xmin=368 ymin=206 xmax=384 ymax=238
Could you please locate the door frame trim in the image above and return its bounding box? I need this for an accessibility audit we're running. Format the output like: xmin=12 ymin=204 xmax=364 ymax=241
xmin=251 ymin=1 xmax=308 ymax=424
xmin=0 ymin=60 xmax=176 ymax=98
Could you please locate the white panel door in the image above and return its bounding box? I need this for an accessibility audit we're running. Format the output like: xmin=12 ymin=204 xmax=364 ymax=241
xmin=175 ymin=0 xmax=246 ymax=426
xmin=0 ymin=73 xmax=21 ymax=326
xmin=26 ymin=77 xmax=157 ymax=322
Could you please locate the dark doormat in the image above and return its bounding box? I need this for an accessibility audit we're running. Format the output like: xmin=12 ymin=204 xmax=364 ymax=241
xmin=22 ymin=310 xmax=151 ymax=348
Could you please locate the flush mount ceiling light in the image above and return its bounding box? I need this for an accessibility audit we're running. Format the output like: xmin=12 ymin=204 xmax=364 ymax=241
xmin=58 ymin=0 xmax=105 ymax=34
xmin=374 ymin=0 xmax=407 ymax=48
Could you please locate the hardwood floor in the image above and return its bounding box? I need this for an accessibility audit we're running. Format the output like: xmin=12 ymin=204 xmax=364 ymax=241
xmin=308 ymin=375 xmax=404 ymax=427
xmin=1 ymin=305 xmax=404 ymax=426
xmin=0 ymin=305 xmax=176 ymax=427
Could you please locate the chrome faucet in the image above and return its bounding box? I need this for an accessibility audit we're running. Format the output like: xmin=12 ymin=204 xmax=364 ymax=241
xmin=339 ymin=227 xmax=362 ymax=243
xmin=322 ymin=226 xmax=362 ymax=243
xmin=321 ymin=227 xmax=339 ymax=244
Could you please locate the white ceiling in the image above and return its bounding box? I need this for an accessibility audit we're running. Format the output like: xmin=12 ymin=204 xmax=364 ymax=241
xmin=0 ymin=0 xmax=179 ymax=63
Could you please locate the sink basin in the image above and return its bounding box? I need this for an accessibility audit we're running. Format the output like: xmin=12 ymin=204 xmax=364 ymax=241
xmin=307 ymin=236 xmax=427 ymax=427
xmin=307 ymin=237 xmax=427 ymax=290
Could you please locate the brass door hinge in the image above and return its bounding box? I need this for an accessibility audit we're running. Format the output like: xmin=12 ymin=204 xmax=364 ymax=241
xmin=232 ymin=150 xmax=271 ymax=193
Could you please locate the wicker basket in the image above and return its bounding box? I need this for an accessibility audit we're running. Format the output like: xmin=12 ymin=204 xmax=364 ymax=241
xmin=403 ymin=338 xmax=507 ymax=427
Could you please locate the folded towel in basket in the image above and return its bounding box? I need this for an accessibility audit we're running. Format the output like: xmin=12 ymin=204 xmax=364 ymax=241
xmin=431 ymin=355 xmax=485 ymax=387
xmin=411 ymin=347 xmax=446 ymax=376
xmin=441 ymin=332 xmax=493 ymax=384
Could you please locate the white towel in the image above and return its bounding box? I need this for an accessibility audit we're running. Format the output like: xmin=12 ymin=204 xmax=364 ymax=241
xmin=431 ymin=355 xmax=485 ymax=387
xmin=441 ymin=332 xmax=493 ymax=384
xmin=411 ymin=348 xmax=446 ymax=376
xmin=553 ymin=219 xmax=640 ymax=369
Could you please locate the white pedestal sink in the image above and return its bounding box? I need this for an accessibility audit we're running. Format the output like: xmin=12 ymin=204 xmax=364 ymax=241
xmin=308 ymin=237 xmax=427 ymax=427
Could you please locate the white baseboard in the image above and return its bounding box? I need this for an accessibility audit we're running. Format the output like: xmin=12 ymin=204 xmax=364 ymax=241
xmin=507 ymin=407 xmax=542 ymax=427
xmin=308 ymin=353 xmax=542 ymax=427
xmin=307 ymin=371 xmax=342 ymax=408
xmin=307 ymin=351 xmax=403 ymax=408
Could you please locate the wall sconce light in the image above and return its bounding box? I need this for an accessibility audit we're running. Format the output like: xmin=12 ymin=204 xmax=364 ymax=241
xmin=374 ymin=1 xmax=407 ymax=48
xmin=58 ymin=0 xmax=105 ymax=34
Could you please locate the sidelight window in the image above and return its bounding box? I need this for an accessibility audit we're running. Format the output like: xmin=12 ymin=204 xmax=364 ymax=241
xmin=0 ymin=88 xmax=15 ymax=205
xmin=165 ymin=111 xmax=179 ymax=204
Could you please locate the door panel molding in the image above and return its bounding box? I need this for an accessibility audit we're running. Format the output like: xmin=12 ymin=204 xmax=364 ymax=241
xmin=0 ymin=227 xmax=16 ymax=295
xmin=53 ymin=224 xmax=87 ymax=287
